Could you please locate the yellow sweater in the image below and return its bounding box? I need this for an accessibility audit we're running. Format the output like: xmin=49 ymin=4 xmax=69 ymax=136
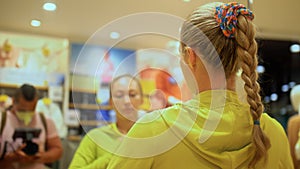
xmin=69 ymin=123 xmax=122 ymax=169
xmin=107 ymin=90 xmax=293 ymax=169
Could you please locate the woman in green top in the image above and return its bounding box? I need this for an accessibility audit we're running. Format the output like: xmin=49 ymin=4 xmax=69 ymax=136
xmin=68 ymin=74 xmax=144 ymax=169
xmin=107 ymin=2 xmax=293 ymax=169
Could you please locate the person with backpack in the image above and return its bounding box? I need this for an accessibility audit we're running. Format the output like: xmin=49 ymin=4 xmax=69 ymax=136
xmin=0 ymin=84 xmax=63 ymax=169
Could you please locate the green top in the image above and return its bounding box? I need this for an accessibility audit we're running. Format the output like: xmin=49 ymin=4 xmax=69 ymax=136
xmin=69 ymin=123 xmax=123 ymax=169
xmin=107 ymin=90 xmax=293 ymax=169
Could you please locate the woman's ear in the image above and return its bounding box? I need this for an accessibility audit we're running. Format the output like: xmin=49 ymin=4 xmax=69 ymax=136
xmin=185 ymin=47 xmax=197 ymax=70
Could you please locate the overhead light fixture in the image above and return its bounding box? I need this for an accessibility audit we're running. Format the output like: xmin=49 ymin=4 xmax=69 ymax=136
xmin=183 ymin=0 xmax=191 ymax=2
xmin=264 ymin=96 xmax=270 ymax=103
xmin=110 ymin=32 xmax=120 ymax=39
xmin=270 ymin=93 xmax=278 ymax=102
xmin=31 ymin=20 xmax=41 ymax=27
xmin=281 ymin=84 xmax=289 ymax=92
xmin=289 ymin=81 xmax=296 ymax=88
xmin=290 ymin=44 xmax=300 ymax=53
xmin=43 ymin=2 xmax=57 ymax=11
xmin=256 ymin=65 xmax=265 ymax=73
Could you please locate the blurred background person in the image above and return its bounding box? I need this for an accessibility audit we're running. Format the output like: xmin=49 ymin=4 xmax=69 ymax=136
xmin=287 ymin=84 xmax=300 ymax=169
xmin=0 ymin=84 xmax=62 ymax=169
xmin=69 ymin=74 xmax=144 ymax=169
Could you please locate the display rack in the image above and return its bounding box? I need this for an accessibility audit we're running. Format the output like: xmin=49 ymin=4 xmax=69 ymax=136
xmin=68 ymin=88 xmax=113 ymax=136
xmin=0 ymin=83 xmax=48 ymax=97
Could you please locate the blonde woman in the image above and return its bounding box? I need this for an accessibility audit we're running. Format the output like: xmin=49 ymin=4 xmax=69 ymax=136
xmin=69 ymin=75 xmax=144 ymax=169
xmin=107 ymin=2 xmax=293 ymax=169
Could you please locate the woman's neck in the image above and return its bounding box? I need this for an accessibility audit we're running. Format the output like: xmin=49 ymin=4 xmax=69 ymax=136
xmin=116 ymin=118 xmax=135 ymax=134
xmin=194 ymin=59 xmax=236 ymax=93
xmin=197 ymin=76 xmax=236 ymax=93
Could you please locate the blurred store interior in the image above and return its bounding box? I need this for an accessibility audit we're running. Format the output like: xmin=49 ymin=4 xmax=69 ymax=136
xmin=0 ymin=0 xmax=300 ymax=168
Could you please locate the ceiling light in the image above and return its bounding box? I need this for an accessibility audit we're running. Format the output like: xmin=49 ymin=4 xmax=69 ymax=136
xmin=256 ymin=65 xmax=265 ymax=73
xmin=289 ymin=81 xmax=296 ymax=88
xmin=281 ymin=84 xmax=289 ymax=92
xmin=43 ymin=2 xmax=57 ymax=11
xmin=183 ymin=0 xmax=191 ymax=2
xmin=31 ymin=20 xmax=41 ymax=27
xmin=290 ymin=44 xmax=300 ymax=53
xmin=264 ymin=96 xmax=270 ymax=103
xmin=270 ymin=93 xmax=278 ymax=102
xmin=110 ymin=32 xmax=120 ymax=39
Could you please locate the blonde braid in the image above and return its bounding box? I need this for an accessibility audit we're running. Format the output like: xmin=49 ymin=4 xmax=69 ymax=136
xmin=235 ymin=15 xmax=271 ymax=168
xmin=181 ymin=2 xmax=272 ymax=168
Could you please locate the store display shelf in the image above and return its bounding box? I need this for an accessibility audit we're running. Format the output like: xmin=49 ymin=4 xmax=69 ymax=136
xmin=79 ymin=120 xmax=108 ymax=126
xmin=70 ymin=88 xmax=97 ymax=94
xmin=0 ymin=83 xmax=48 ymax=90
xmin=69 ymin=103 xmax=111 ymax=110
xmin=67 ymin=124 xmax=80 ymax=128
xmin=67 ymin=135 xmax=82 ymax=141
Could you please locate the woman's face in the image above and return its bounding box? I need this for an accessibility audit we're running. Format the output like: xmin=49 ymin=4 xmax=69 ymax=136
xmin=111 ymin=77 xmax=143 ymax=121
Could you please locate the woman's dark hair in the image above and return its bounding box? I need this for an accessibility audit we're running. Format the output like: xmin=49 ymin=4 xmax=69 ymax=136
xmin=14 ymin=84 xmax=38 ymax=102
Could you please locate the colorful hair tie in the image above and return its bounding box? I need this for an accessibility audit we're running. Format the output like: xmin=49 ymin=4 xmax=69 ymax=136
xmin=214 ymin=2 xmax=254 ymax=38
xmin=254 ymin=120 xmax=260 ymax=125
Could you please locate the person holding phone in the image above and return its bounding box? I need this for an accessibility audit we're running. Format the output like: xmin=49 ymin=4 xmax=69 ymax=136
xmin=0 ymin=84 xmax=62 ymax=169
